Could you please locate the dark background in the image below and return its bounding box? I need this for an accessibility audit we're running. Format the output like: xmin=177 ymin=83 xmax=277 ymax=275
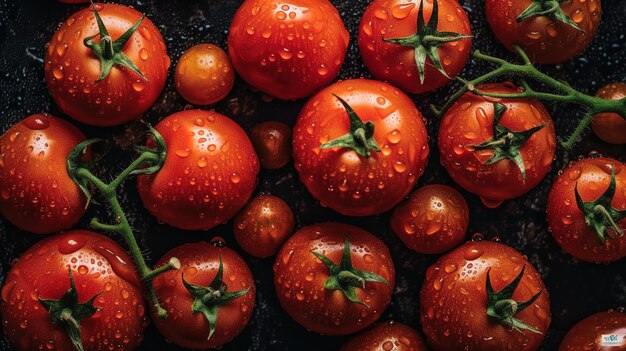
xmin=0 ymin=0 xmax=625 ymax=350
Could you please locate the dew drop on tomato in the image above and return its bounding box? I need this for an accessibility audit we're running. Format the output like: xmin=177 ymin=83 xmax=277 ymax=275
xmin=23 ymin=115 xmax=50 ymax=130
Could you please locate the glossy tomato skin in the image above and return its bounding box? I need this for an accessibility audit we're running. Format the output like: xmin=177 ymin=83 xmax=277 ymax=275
xmin=485 ymin=0 xmax=601 ymax=64
xmin=228 ymin=0 xmax=349 ymax=100
xmin=1 ymin=231 xmax=146 ymax=351
xmin=151 ymin=242 xmax=256 ymax=349
xmin=45 ymin=3 xmax=170 ymax=126
xmin=359 ymin=0 xmax=471 ymax=94
xmin=293 ymin=79 xmax=429 ymax=216
xmin=340 ymin=321 xmax=428 ymax=351
xmin=592 ymin=83 xmax=626 ymax=144
xmin=391 ymin=184 xmax=469 ymax=254
xmin=438 ymin=83 xmax=556 ymax=208
xmin=547 ymin=157 xmax=626 ymax=263
xmin=420 ymin=240 xmax=551 ymax=351
xmin=250 ymin=121 xmax=292 ymax=169
xmin=0 ymin=114 xmax=89 ymax=234
xmin=137 ymin=110 xmax=259 ymax=230
xmin=559 ymin=310 xmax=626 ymax=351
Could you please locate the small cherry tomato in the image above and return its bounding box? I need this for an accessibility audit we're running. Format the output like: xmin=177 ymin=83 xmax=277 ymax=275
xmin=340 ymin=321 xmax=428 ymax=351
xmin=592 ymin=82 xmax=626 ymax=144
xmin=250 ymin=121 xmax=292 ymax=169
xmin=559 ymin=310 xmax=626 ymax=351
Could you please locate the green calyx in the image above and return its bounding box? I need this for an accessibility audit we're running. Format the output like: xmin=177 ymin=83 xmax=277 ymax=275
xmin=83 ymin=1 xmax=148 ymax=82
xmin=310 ymin=236 xmax=390 ymax=307
xmin=383 ymin=0 xmax=471 ymax=83
xmin=517 ymin=0 xmax=583 ymax=32
xmin=575 ymin=169 xmax=626 ymax=244
xmin=472 ymin=102 xmax=547 ymax=183
xmin=320 ymin=94 xmax=381 ymax=158
xmin=182 ymin=256 xmax=251 ymax=340
xmin=486 ymin=265 xmax=543 ymax=334
xmin=38 ymin=270 xmax=100 ymax=351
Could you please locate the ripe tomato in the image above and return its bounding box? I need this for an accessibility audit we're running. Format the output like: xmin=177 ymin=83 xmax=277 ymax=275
xmin=175 ymin=44 xmax=235 ymax=105
xmin=45 ymin=3 xmax=170 ymax=126
xmin=559 ymin=310 xmax=626 ymax=351
xmin=547 ymin=157 xmax=626 ymax=263
xmin=592 ymin=82 xmax=626 ymax=144
xmin=485 ymin=0 xmax=601 ymax=64
xmin=233 ymin=194 xmax=295 ymax=258
xmin=227 ymin=0 xmax=349 ymax=100
xmin=438 ymin=83 xmax=556 ymax=208
xmin=293 ymin=79 xmax=429 ymax=216
xmin=250 ymin=121 xmax=292 ymax=169
xmin=391 ymin=184 xmax=469 ymax=254
xmin=1 ymin=230 xmax=146 ymax=351
xmin=0 ymin=114 xmax=89 ymax=234
xmin=151 ymin=240 xmax=255 ymax=349
xmin=340 ymin=321 xmax=428 ymax=351
xmin=420 ymin=240 xmax=551 ymax=351
xmin=359 ymin=0 xmax=471 ymax=94
xmin=137 ymin=109 xmax=259 ymax=230
xmin=274 ymin=222 xmax=395 ymax=335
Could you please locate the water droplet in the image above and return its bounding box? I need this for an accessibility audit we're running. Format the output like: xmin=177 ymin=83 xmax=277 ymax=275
xmin=23 ymin=115 xmax=50 ymax=130
xmin=175 ymin=149 xmax=191 ymax=158
xmin=230 ymin=173 xmax=241 ymax=184
xmin=387 ymin=129 xmax=401 ymax=144
xmin=58 ymin=238 xmax=86 ymax=254
xmin=391 ymin=3 xmax=415 ymax=19
xmin=210 ymin=237 xmax=226 ymax=247
xmin=77 ymin=265 xmax=88 ymax=275
xmin=463 ymin=247 xmax=484 ymax=260
xmin=53 ymin=66 xmax=64 ymax=80
xmin=317 ymin=65 xmax=328 ymax=76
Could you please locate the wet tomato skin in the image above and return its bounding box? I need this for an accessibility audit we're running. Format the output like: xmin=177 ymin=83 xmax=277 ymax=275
xmin=250 ymin=121 xmax=292 ymax=169
xmin=340 ymin=321 xmax=428 ymax=351
xmin=137 ymin=109 xmax=259 ymax=231
xmin=391 ymin=184 xmax=469 ymax=254
xmin=547 ymin=157 xmax=626 ymax=263
xmin=0 ymin=230 xmax=146 ymax=351
xmin=228 ymin=0 xmax=350 ymax=100
xmin=559 ymin=310 xmax=626 ymax=351
xmin=592 ymin=82 xmax=626 ymax=144
xmin=45 ymin=3 xmax=170 ymax=126
xmin=0 ymin=114 xmax=89 ymax=234
xmin=420 ymin=240 xmax=551 ymax=351
xmin=151 ymin=242 xmax=256 ymax=349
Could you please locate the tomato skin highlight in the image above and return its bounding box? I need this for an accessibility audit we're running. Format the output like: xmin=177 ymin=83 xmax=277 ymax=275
xmin=559 ymin=310 xmax=626 ymax=351
xmin=340 ymin=321 xmax=428 ymax=351
xmin=592 ymin=82 xmax=626 ymax=144
xmin=0 ymin=230 xmax=146 ymax=351
xmin=227 ymin=0 xmax=349 ymax=100
xmin=137 ymin=109 xmax=259 ymax=231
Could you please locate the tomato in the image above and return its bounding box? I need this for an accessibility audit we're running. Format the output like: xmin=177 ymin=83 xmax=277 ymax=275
xmin=137 ymin=109 xmax=259 ymax=230
xmin=274 ymin=222 xmax=395 ymax=335
xmin=0 ymin=114 xmax=89 ymax=234
xmin=420 ymin=240 xmax=551 ymax=351
xmin=293 ymin=79 xmax=429 ymax=216
xmin=250 ymin=121 xmax=292 ymax=169
xmin=233 ymin=194 xmax=295 ymax=258
xmin=438 ymin=82 xmax=556 ymax=208
xmin=592 ymin=82 xmax=626 ymax=144
xmin=359 ymin=0 xmax=471 ymax=94
xmin=45 ymin=3 xmax=169 ymax=126
xmin=340 ymin=321 xmax=428 ymax=351
xmin=1 ymin=230 xmax=146 ymax=351
xmin=547 ymin=157 xmax=626 ymax=263
xmin=559 ymin=310 xmax=626 ymax=351
xmin=151 ymin=240 xmax=255 ymax=349
xmin=485 ymin=0 xmax=601 ymax=64
xmin=391 ymin=184 xmax=469 ymax=254
xmin=227 ymin=0 xmax=349 ymax=100
xmin=175 ymin=44 xmax=235 ymax=105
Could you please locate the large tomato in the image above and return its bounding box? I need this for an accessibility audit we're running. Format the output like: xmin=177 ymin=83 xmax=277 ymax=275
xmin=340 ymin=321 xmax=428 ymax=351
xmin=137 ymin=109 xmax=259 ymax=230
xmin=293 ymin=79 xmax=429 ymax=216
xmin=0 ymin=114 xmax=89 ymax=234
xmin=274 ymin=222 xmax=395 ymax=335
xmin=1 ymin=231 xmax=146 ymax=351
xmin=227 ymin=0 xmax=349 ymax=100
xmin=559 ymin=310 xmax=626 ymax=351
xmin=438 ymin=83 xmax=556 ymax=208
xmin=547 ymin=157 xmax=626 ymax=263
xmin=420 ymin=240 xmax=551 ymax=351
xmin=45 ymin=3 xmax=169 ymax=126
xmin=592 ymin=82 xmax=626 ymax=144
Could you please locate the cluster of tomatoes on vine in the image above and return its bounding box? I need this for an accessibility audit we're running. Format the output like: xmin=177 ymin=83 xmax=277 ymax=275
xmin=0 ymin=0 xmax=625 ymax=350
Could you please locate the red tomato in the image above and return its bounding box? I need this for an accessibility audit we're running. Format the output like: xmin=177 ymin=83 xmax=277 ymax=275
xmin=151 ymin=240 xmax=255 ymax=349
xmin=391 ymin=184 xmax=469 ymax=254
xmin=274 ymin=222 xmax=395 ymax=335
xmin=1 ymin=231 xmax=146 ymax=351
xmin=340 ymin=321 xmax=428 ymax=351
xmin=592 ymin=82 xmax=626 ymax=144
xmin=45 ymin=3 xmax=170 ymax=126
xmin=293 ymin=79 xmax=429 ymax=216
xmin=359 ymin=0 xmax=471 ymax=94
xmin=137 ymin=109 xmax=259 ymax=230
xmin=227 ymin=0 xmax=349 ymax=100
xmin=438 ymin=83 xmax=556 ymax=208
xmin=559 ymin=310 xmax=626 ymax=351
xmin=485 ymin=0 xmax=601 ymax=64
xmin=547 ymin=157 xmax=626 ymax=263
xmin=420 ymin=240 xmax=551 ymax=351
xmin=0 ymin=114 xmax=89 ymax=234
xmin=250 ymin=121 xmax=292 ymax=169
